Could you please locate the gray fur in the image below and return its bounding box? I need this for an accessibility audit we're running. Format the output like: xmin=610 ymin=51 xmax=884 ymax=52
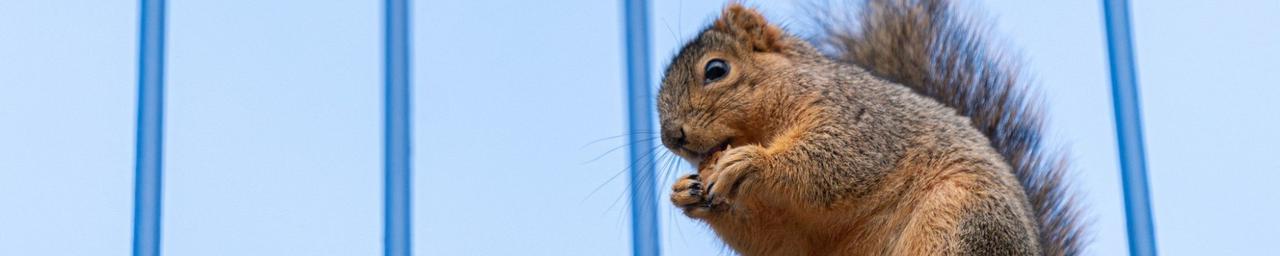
xmin=812 ymin=0 xmax=1088 ymax=255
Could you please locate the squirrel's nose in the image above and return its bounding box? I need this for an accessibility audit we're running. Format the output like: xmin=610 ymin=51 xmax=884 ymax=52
xmin=662 ymin=125 xmax=688 ymax=149
xmin=676 ymin=127 xmax=688 ymax=146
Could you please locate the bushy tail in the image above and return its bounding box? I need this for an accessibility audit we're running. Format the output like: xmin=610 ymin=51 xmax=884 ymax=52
xmin=809 ymin=0 xmax=1086 ymax=255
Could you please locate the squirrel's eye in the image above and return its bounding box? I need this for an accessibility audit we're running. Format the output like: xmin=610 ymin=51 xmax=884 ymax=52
xmin=703 ymin=59 xmax=729 ymax=84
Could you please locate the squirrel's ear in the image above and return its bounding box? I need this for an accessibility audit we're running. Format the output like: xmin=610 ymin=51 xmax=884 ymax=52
xmin=713 ymin=4 xmax=785 ymax=52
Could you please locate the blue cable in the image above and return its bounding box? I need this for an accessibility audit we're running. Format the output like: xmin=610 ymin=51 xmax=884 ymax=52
xmin=132 ymin=0 xmax=165 ymax=255
xmin=383 ymin=0 xmax=412 ymax=255
xmin=1102 ymin=0 xmax=1158 ymax=255
xmin=623 ymin=0 xmax=660 ymax=255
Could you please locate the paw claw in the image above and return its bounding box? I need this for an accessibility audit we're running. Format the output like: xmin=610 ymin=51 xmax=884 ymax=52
xmin=670 ymin=173 xmax=709 ymax=210
xmin=700 ymin=145 xmax=764 ymax=203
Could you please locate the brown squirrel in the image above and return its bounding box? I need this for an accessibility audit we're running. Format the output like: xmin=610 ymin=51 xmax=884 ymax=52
xmin=658 ymin=0 xmax=1085 ymax=255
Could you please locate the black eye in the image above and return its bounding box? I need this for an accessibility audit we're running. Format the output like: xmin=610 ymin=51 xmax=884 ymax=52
xmin=703 ymin=59 xmax=729 ymax=84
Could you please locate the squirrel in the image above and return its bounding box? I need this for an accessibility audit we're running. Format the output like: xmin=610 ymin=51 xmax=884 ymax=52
xmin=658 ymin=0 xmax=1085 ymax=255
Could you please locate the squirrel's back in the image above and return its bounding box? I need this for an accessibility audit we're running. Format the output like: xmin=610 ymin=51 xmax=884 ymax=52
xmin=813 ymin=0 xmax=1087 ymax=255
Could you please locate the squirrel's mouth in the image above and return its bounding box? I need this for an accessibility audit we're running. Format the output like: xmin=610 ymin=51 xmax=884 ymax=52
xmin=687 ymin=140 xmax=731 ymax=170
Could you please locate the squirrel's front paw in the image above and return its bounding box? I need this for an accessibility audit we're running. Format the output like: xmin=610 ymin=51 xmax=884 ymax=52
xmin=704 ymin=145 xmax=766 ymax=206
xmin=671 ymin=173 xmax=713 ymax=218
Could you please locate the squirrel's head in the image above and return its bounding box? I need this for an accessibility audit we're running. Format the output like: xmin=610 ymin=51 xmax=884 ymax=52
xmin=657 ymin=4 xmax=793 ymax=166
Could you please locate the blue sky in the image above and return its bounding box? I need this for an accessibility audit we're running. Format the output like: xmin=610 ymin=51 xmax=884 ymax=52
xmin=1 ymin=0 xmax=1276 ymax=255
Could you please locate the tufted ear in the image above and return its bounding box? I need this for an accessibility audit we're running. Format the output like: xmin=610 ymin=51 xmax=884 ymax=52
xmin=713 ymin=4 xmax=786 ymax=52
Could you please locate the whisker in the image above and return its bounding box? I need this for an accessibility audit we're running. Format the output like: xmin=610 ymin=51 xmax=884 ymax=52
xmin=579 ymin=131 xmax=659 ymax=149
xmin=661 ymin=150 xmax=694 ymax=248
xmin=631 ymin=147 xmax=672 ymax=210
xmin=579 ymin=136 xmax=661 ymax=165
xmin=602 ymin=144 xmax=669 ymax=213
xmin=589 ymin=143 xmax=665 ymax=200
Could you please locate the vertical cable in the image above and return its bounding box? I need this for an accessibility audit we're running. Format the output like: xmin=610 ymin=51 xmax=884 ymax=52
xmin=1102 ymin=0 xmax=1158 ymax=255
xmin=132 ymin=0 xmax=165 ymax=255
xmin=623 ymin=0 xmax=659 ymax=255
xmin=383 ymin=0 xmax=412 ymax=255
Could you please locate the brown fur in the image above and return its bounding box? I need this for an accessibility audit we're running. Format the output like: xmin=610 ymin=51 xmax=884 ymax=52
xmin=813 ymin=0 xmax=1086 ymax=254
xmin=659 ymin=1 xmax=1082 ymax=255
